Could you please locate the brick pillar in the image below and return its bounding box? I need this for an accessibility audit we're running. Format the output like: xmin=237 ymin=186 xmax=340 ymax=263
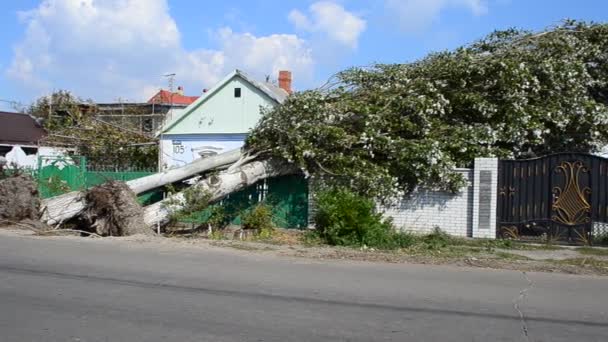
xmin=472 ymin=158 xmax=498 ymax=239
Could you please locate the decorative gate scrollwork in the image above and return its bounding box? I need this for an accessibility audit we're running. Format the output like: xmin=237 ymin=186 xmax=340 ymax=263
xmin=551 ymin=161 xmax=591 ymax=226
xmin=497 ymin=153 xmax=608 ymax=245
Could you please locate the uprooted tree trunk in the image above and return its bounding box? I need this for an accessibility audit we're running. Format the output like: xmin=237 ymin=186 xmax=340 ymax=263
xmin=0 ymin=174 xmax=41 ymax=222
xmin=143 ymin=158 xmax=298 ymax=227
xmin=40 ymin=148 xmax=242 ymax=225
xmin=82 ymin=181 xmax=151 ymax=236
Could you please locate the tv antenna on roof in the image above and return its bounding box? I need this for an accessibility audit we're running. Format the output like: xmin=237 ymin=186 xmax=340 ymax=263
xmin=163 ymin=73 xmax=176 ymax=92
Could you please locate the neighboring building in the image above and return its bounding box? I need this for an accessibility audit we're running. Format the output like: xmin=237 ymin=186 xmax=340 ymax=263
xmin=94 ymin=86 xmax=200 ymax=136
xmin=0 ymin=111 xmax=67 ymax=169
xmin=157 ymin=70 xmax=292 ymax=170
xmin=147 ymin=86 xmax=199 ymax=107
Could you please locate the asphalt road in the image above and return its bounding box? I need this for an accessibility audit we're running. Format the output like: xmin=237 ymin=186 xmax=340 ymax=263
xmin=0 ymin=234 xmax=607 ymax=341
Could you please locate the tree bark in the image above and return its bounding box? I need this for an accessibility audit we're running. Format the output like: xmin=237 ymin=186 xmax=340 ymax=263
xmin=41 ymin=148 xmax=243 ymax=225
xmin=143 ymin=159 xmax=297 ymax=227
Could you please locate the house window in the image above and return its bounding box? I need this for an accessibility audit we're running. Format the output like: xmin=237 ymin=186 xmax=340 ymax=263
xmin=22 ymin=147 xmax=38 ymax=156
xmin=234 ymin=87 xmax=241 ymax=98
xmin=0 ymin=146 xmax=11 ymax=157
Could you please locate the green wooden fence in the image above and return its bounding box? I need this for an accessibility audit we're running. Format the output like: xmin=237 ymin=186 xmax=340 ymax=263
xmin=35 ymin=156 xmax=308 ymax=228
xmin=37 ymin=156 xmax=157 ymax=200
xmin=179 ymin=174 xmax=309 ymax=229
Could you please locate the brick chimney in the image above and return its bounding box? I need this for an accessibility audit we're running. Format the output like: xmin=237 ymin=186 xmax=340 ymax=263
xmin=177 ymin=86 xmax=184 ymax=95
xmin=278 ymin=70 xmax=292 ymax=94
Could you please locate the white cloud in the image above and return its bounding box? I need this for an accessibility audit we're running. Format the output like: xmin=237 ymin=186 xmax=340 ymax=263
xmin=211 ymin=28 xmax=313 ymax=84
xmin=173 ymin=28 xmax=313 ymax=98
xmin=385 ymin=0 xmax=488 ymax=32
xmin=288 ymin=2 xmax=366 ymax=49
xmin=6 ymin=0 xmax=314 ymax=102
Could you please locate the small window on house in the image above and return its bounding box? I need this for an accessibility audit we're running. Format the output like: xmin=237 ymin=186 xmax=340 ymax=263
xmin=234 ymin=87 xmax=241 ymax=98
xmin=22 ymin=147 xmax=38 ymax=156
xmin=0 ymin=146 xmax=11 ymax=157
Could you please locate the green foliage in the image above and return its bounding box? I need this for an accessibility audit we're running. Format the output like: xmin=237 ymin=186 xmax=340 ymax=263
xmin=420 ymin=228 xmax=453 ymax=250
xmin=248 ymin=21 xmax=608 ymax=200
xmin=27 ymin=90 xmax=158 ymax=169
xmin=206 ymin=206 xmax=230 ymax=231
xmin=208 ymin=228 xmax=227 ymax=240
xmin=28 ymin=90 xmax=88 ymax=130
xmin=592 ymin=233 xmax=608 ymax=246
xmin=242 ymin=203 xmax=275 ymax=238
xmin=577 ymin=246 xmax=608 ymax=256
xmin=313 ymin=187 xmax=413 ymax=249
xmin=42 ymin=174 xmax=71 ymax=197
xmin=0 ymin=162 xmax=27 ymax=180
xmin=164 ymin=186 xmax=212 ymax=223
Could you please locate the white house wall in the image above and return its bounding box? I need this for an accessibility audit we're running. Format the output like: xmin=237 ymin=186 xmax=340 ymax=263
xmin=4 ymin=146 xmax=37 ymax=169
xmin=2 ymin=145 xmax=68 ymax=169
xmin=159 ymin=134 xmax=247 ymax=170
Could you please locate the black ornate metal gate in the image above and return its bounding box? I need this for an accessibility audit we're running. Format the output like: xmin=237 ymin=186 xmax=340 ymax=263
xmin=497 ymin=153 xmax=608 ymax=245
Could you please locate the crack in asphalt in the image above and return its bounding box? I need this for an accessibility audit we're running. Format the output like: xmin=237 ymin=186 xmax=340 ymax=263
xmin=514 ymin=271 xmax=534 ymax=342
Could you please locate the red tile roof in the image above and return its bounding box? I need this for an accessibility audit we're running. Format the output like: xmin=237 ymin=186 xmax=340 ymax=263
xmin=147 ymin=90 xmax=198 ymax=106
xmin=0 ymin=111 xmax=46 ymax=145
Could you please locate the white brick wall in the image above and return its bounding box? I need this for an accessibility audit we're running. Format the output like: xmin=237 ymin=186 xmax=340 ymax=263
xmin=307 ymin=159 xmax=499 ymax=239
xmin=380 ymin=169 xmax=474 ymax=237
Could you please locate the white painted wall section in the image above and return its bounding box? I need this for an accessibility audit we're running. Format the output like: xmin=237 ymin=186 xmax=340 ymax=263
xmin=381 ymin=169 xmax=474 ymax=237
xmin=159 ymin=134 xmax=246 ymax=170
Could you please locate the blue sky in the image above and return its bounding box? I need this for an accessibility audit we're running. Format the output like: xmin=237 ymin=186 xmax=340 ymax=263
xmin=1 ymin=0 xmax=607 ymax=111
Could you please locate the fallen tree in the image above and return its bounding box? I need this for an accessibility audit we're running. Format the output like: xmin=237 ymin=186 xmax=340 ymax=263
xmin=31 ymin=21 xmax=608 ymax=235
xmin=0 ymin=174 xmax=40 ymax=222
xmin=82 ymin=181 xmax=150 ymax=236
xmin=246 ymin=20 xmax=608 ymax=200
xmin=41 ymin=148 xmax=242 ymax=225
xmin=143 ymin=159 xmax=297 ymax=227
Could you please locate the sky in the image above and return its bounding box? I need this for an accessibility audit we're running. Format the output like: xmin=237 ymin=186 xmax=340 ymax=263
xmin=0 ymin=0 xmax=607 ymax=111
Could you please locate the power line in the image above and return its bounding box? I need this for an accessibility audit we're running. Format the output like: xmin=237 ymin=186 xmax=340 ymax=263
xmin=0 ymin=98 xmax=25 ymax=111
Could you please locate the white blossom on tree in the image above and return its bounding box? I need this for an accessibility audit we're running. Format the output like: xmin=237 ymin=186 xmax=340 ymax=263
xmin=247 ymin=21 xmax=608 ymax=200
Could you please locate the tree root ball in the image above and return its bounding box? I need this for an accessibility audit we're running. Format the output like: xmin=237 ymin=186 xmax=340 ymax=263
xmin=0 ymin=174 xmax=40 ymax=222
xmin=84 ymin=181 xmax=152 ymax=236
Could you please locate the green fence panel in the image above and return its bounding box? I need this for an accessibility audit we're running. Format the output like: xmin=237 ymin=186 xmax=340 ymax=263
xmin=36 ymin=155 xmax=155 ymax=199
xmin=266 ymin=174 xmax=309 ymax=229
xmin=179 ymin=174 xmax=308 ymax=229
xmin=178 ymin=182 xmax=261 ymax=225
xmin=137 ymin=188 xmax=165 ymax=206
xmin=37 ymin=156 xmax=86 ymax=198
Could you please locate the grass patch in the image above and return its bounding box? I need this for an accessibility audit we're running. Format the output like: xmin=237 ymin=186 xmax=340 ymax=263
xmin=445 ymin=237 xmax=562 ymax=251
xmin=550 ymin=257 xmax=608 ymax=268
xmin=216 ymin=241 xmax=275 ymax=252
xmin=577 ymin=247 xmax=608 ymax=256
xmin=494 ymin=251 xmax=530 ymax=261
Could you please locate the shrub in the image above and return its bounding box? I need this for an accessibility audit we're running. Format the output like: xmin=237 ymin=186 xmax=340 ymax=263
xmin=422 ymin=227 xmax=452 ymax=250
xmin=206 ymin=206 xmax=230 ymax=231
xmin=313 ymin=187 xmax=413 ymax=249
xmin=164 ymin=186 xmax=212 ymax=223
xmin=593 ymin=233 xmax=608 ymax=246
xmin=242 ymin=203 xmax=275 ymax=238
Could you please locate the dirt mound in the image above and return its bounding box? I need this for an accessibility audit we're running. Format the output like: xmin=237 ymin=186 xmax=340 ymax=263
xmin=83 ymin=181 xmax=152 ymax=236
xmin=0 ymin=174 xmax=40 ymax=222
